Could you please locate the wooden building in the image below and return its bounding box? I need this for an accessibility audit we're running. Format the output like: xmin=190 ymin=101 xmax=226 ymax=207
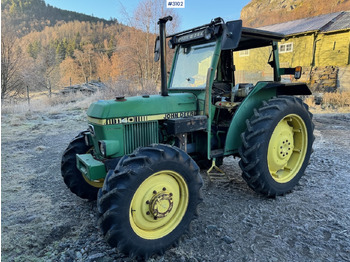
xmin=235 ymin=11 xmax=350 ymax=92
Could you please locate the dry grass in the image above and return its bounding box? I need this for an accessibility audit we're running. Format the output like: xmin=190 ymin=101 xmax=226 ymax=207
xmin=304 ymin=96 xmax=316 ymax=108
xmin=1 ymin=92 xmax=100 ymax=115
xmin=1 ymin=81 xmax=156 ymax=115
xmin=304 ymin=91 xmax=350 ymax=113
xmin=322 ymin=91 xmax=350 ymax=108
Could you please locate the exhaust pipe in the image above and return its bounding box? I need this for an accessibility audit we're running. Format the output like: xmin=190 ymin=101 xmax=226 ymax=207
xmin=158 ymin=16 xmax=172 ymax=96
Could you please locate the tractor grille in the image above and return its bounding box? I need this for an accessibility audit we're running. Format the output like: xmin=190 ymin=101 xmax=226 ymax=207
xmin=123 ymin=121 xmax=159 ymax=155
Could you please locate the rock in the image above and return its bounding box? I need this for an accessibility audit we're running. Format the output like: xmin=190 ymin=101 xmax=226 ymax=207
xmin=88 ymin=252 xmax=105 ymax=260
xmin=19 ymin=215 xmax=38 ymax=224
xmin=60 ymin=80 xmax=107 ymax=95
xmin=35 ymin=145 xmax=47 ymax=151
xmin=179 ymin=256 xmax=186 ymax=262
xmin=221 ymin=235 xmax=235 ymax=244
xmin=76 ymin=251 xmax=83 ymax=260
xmin=59 ymin=242 xmax=70 ymax=249
xmin=206 ymin=225 xmax=218 ymax=230
xmin=65 ymin=250 xmax=76 ymax=259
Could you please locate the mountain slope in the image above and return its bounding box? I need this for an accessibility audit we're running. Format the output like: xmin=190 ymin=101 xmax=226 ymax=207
xmin=241 ymin=0 xmax=350 ymax=27
xmin=1 ymin=0 xmax=115 ymax=36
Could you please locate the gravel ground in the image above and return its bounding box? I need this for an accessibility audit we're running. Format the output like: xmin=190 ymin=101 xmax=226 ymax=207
xmin=1 ymin=110 xmax=350 ymax=262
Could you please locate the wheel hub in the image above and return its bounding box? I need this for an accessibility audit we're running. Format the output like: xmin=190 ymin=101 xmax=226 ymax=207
xmin=268 ymin=119 xmax=294 ymax=172
xmin=149 ymin=191 xmax=173 ymax=219
xmin=278 ymin=138 xmax=293 ymax=159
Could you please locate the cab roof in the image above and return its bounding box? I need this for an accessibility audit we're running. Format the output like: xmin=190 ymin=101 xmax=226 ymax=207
xmin=236 ymin=27 xmax=285 ymax=50
xmin=168 ymin=18 xmax=285 ymax=51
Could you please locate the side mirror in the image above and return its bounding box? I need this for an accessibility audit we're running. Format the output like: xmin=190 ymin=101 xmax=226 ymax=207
xmin=221 ymin=20 xmax=242 ymax=50
xmin=154 ymin=36 xmax=160 ymax=62
xmin=294 ymin=66 xmax=302 ymax=79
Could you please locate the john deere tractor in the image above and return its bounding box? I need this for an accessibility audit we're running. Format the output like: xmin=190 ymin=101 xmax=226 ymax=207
xmin=61 ymin=16 xmax=314 ymax=258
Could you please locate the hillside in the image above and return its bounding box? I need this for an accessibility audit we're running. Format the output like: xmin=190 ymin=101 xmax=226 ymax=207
xmin=1 ymin=0 xmax=178 ymax=101
xmin=1 ymin=0 xmax=115 ymax=36
xmin=241 ymin=0 xmax=350 ymax=27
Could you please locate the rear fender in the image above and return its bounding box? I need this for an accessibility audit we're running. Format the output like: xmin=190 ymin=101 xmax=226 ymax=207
xmin=223 ymin=81 xmax=311 ymax=155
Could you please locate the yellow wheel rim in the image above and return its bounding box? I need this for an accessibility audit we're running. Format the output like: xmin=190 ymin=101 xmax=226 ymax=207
xmin=82 ymin=175 xmax=104 ymax=188
xmin=267 ymin=114 xmax=308 ymax=183
xmin=129 ymin=170 xmax=189 ymax=240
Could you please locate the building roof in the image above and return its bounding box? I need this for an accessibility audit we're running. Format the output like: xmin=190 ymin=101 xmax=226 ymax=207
xmin=322 ymin=11 xmax=350 ymax=32
xmin=259 ymin=11 xmax=350 ymax=35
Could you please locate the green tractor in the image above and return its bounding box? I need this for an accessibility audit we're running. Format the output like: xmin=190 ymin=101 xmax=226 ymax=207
xmin=61 ymin=16 xmax=314 ymax=258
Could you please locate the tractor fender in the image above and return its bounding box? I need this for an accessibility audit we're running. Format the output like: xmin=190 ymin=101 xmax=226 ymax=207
xmin=223 ymin=81 xmax=311 ymax=155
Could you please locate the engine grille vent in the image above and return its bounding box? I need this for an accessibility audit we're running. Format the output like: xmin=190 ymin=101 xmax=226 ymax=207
xmin=123 ymin=121 xmax=159 ymax=155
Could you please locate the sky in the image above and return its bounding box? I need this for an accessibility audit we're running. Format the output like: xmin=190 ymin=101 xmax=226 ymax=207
xmin=44 ymin=0 xmax=251 ymax=31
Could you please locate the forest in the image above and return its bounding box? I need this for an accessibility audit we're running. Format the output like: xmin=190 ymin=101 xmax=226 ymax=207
xmin=1 ymin=0 xmax=178 ymax=101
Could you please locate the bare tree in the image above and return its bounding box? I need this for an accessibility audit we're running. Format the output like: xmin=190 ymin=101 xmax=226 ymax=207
xmin=117 ymin=0 xmax=180 ymax=90
xmin=1 ymin=20 xmax=23 ymax=99
xmin=74 ymin=44 xmax=96 ymax=83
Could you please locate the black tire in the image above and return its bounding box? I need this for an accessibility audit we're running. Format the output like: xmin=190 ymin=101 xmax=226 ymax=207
xmin=97 ymin=144 xmax=203 ymax=259
xmin=239 ymin=96 xmax=315 ymax=197
xmin=61 ymin=134 xmax=99 ymax=200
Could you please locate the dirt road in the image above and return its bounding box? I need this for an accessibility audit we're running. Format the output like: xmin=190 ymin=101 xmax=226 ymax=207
xmin=1 ymin=111 xmax=350 ymax=262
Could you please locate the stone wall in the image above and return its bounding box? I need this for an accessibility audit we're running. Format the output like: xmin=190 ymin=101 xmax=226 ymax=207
xmin=309 ymin=66 xmax=338 ymax=92
xmin=297 ymin=66 xmax=342 ymax=93
xmin=338 ymin=66 xmax=350 ymax=92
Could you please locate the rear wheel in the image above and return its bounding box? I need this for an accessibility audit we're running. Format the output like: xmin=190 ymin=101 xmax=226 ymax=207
xmin=239 ymin=96 xmax=314 ymax=196
xmin=97 ymin=144 xmax=203 ymax=259
xmin=61 ymin=134 xmax=101 ymax=200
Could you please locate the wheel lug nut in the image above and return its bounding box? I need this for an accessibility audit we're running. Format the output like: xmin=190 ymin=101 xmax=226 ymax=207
xmin=146 ymin=200 xmax=150 ymax=204
xmin=146 ymin=211 xmax=150 ymax=215
xmin=162 ymin=187 xmax=166 ymax=191
xmin=286 ymin=152 xmax=288 ymax=155
xmin=153 ymin=190 xmax=157 ymax=194
xmin=169 ymin=193 xmax=173 ymax=196
xmin=154 ymin=216 xmax=157 ymax=220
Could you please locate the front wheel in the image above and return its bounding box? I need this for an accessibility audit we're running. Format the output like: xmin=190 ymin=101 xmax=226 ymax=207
xmin=61 ymin=134 xmax=101 ymax=200
xmin=97 ymin=144 xmax=203 ymax=259
xmin=239 ymin=96 xmax=315 ymax=196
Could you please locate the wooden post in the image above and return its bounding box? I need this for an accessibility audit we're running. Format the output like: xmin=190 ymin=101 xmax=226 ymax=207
xmin=26 ymin=85 xmax=30 ymax=106
xmin=48 ymin=79 xmax=52 ymax=98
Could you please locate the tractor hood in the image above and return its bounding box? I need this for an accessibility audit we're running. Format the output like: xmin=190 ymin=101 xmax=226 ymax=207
xmin=87 ymin=93 xmax=197 ymax=123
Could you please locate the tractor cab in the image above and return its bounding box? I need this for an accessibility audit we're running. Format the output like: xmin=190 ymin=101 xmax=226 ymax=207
xmin=156 ymin=17 xmax=310 ymax=160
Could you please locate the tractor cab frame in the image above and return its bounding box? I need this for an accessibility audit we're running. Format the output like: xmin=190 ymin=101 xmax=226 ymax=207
xmin=155 ymin=17 xmax=310 ymax=161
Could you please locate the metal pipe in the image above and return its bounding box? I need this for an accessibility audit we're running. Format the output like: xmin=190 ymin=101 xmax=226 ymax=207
xmin=158 ymin=16 xmax=172 ymax=96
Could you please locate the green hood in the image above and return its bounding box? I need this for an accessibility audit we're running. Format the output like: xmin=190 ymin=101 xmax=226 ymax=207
xmin=87 ymin=93 xmax=197 ymax=119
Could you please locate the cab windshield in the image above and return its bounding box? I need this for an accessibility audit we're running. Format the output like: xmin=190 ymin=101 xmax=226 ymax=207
xmin=170 ymin=42 xmax=216 ymax=89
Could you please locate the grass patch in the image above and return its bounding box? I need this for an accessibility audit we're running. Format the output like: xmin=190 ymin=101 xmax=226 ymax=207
xmin=305 ymin=91 xmax=350 ymax=113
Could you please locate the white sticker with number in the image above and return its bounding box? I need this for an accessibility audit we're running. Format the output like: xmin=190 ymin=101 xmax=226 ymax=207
xmin=167 ymin=0 xmax=185 ymax=8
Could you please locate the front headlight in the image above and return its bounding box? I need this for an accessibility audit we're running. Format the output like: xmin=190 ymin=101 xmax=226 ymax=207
xmin=84 ymin=133 xmax=91 ymax=146
xmin=98 ymin=140 xmax=120 ymax=157
xmin=98 ymin=141 xmax=106 ymax=157
xmin=88 ymin=124 xmax=95 ymax=136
